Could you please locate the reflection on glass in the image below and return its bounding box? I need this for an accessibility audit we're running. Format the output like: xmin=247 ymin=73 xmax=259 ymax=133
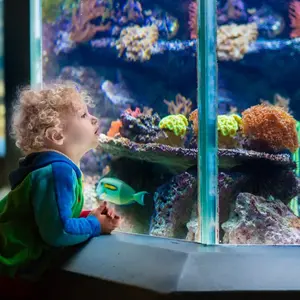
xmin=216 ymin=0 xmax=300 ymax=245
xmin=0 ymin=0 xmax=4 ymax=157
xmin=39 ymin=0 xmax=201 ymax=240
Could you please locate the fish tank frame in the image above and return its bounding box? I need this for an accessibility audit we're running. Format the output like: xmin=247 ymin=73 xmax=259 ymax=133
xmin=30 ymin=0 xmax=300 ymax=247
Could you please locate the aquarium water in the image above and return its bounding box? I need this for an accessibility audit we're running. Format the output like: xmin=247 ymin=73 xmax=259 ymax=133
xmin=37 ymin=0 xmax=300 ymax=245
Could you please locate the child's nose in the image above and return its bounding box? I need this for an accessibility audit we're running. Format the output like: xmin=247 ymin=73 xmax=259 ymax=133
xmin=91 ymin=117 xmax=98 ymax=125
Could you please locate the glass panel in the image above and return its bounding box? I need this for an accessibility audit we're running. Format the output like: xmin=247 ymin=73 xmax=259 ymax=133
xmin=37 ymin=0 xmax=204 ymax=241
xmin=0 ymin=0 xmax=5 ymax=158
xmin=217 ymin=0 xmax=300 ymax=245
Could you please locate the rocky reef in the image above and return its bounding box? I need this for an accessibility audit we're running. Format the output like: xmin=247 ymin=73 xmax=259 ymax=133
xmin=222 ymin=193 xmax=300 ymax=245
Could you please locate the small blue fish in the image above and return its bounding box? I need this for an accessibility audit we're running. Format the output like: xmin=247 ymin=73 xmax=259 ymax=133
xmin=96 ymin=177 xmax=148 ymax=206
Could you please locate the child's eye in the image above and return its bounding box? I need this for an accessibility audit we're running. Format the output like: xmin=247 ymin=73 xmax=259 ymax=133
xmin=81 ymin=113 xmax=87 ymax=118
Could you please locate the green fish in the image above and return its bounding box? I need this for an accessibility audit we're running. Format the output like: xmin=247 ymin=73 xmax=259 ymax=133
xmin=96 ymin=177 xmax=148 ymax=206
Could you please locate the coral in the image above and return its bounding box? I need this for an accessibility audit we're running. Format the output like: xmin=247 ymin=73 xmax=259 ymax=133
xmin=42 ymin=0 xmax=80 ymax=23
xmin=188 ymin=1 xmax=197 ymax=39
xmin=115 ymin=25 xmax=159 ymax=62
xmin=189 ymin=109 xmax=198 ymax=136
xmin=107 ymin=119 xmax=122 ymax=137
xmin=159 ymin=115 xmax=188 ymax=138
xmin=218 ymin=0 xmax=247 ymax=24
xmin=163 ymin=94 xmax=193 ymax=117
xmin=150 ymin=172 xmax=197 ymax=239
xmin=124 ymin=107 xmax=141 ymax=118
xmin=217 ymin=23 xmax=258 ymax=61
xmin=158 ymin=115 xmax=188 ymax=147
xmin=289 ymin=0 xmax=300 ymax=38
xmin=260 ymin=94 xmax=292 ymax=115
xmin=241 ymin=104 xmax=299 ymax=153
xmin=222 ymin=193 xmax=300 ymax=245
xmin=123 ymin=0 xmax=144 ymax=23
xmin=119 ymin=110 xmax=162 ymax=143
xmin=218 ymin=114 xmax=242 ymax=148
xmin=70 ymin=0 xmax=113 ymax=43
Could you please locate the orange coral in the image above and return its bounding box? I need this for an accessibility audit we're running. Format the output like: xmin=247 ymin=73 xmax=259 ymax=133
xmin=241 ymin=104 xmax=299 ymax=153
xmin=107 ymin=119 xmax=122 ymax=137
xmin=289 ymin=0 xmax=300 ymax=38
xmin=189 ymin=108 xmax=198 ymax=136
xmin=70 ymin=0 xmax=113 ymax=43
xmin=188 ymin=1 xmax=197 ymax=39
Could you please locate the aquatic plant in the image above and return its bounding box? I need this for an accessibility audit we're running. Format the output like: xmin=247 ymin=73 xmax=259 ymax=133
xmin=70 ymin=0 xmax=113 ymax=43
xmin=289 ymin=0 xmax=300 ymax=38
xmin=164 ymin=94 xmax=193 ymax=117
xmin=218 ymin=114 xmax=242 ymax=148
xmin=107 ymin=119 xmax=122 ymax=137
xmin=42 ymin=0 xmax=80 ymax=23
xmin=115 ymin=25 xmax=159 ymax=62
xmin=217 ymin=23 xmax=258 ymax=61
xmin=241 ymin=104 xmax=299 ymax=154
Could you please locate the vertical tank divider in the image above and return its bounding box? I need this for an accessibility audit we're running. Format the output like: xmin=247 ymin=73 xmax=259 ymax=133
xmin=30 ymin=0 xmax=42 ymax=86
xmin=197 ymin=0 xmax=218 ymax=244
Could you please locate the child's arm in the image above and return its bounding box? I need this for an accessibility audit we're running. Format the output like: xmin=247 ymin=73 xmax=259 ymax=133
xmin=31 ymin=162 xmax=101 ymax=247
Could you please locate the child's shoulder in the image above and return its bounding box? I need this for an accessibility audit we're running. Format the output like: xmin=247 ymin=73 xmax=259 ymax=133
xmin=9 ymin=151 xmax=81 ymax=190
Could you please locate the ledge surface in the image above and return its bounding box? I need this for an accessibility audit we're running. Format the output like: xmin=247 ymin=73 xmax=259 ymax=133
xmin=58 ymin=232 xmax=300 ymax=294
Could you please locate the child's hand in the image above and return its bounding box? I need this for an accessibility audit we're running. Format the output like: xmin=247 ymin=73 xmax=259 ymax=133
xmin=97 ymin=214 xmax=121 ymax=234
xmin=91 ymin=201 xmax=120 ymax=220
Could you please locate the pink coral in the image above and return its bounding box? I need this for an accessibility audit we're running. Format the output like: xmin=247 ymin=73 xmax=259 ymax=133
xmin=188 ymin=1 xmax=197 ymax=39
xmin=289 ymin=0 xmax=300 ymax=38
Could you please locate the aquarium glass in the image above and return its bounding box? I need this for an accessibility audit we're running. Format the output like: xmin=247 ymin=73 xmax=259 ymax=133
xmin=35 ymin=0 xmax=209 ymax=241
xmin=0 ymin=0 xmax=4 ymax=157
xmin=216 ymin=0 xmax=300 ymax=245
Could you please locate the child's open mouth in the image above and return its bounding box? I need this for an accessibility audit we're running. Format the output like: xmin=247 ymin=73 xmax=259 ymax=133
xmin=95 ymin=128 xmax=100 ymax=135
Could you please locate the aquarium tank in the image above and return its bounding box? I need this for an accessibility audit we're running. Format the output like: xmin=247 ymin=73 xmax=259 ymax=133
xmin=32 ymin=0 xmax=300 ymax=245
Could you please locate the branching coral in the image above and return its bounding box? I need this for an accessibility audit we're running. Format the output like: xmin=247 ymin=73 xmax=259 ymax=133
xmin=260 ymin=94 xmax=292 ymax=115
xmin=188 ymin=1 xmax=197 ymax=40
xmin=70 ymin=0 xmax=113 ymax=43
xmin=217 ymin=23 xmax=258 ymax=61
xmin=116 ymin=25 xmax=159 ymax=62
xmin=241 ymin=104 xmax=299 ymax=153
xmin=164 ymin=94 xmax=193 ymax=117
xmin=289 ymin=0 xmax=300 ymax=38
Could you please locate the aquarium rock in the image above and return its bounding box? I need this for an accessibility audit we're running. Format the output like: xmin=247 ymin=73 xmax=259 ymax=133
xmin=150 ymin=172 xmax=197 ymax=239
xmin=119 ymin=110 xmax=162 ymax=143
xmin=218 ymin=148 xmax=296 ymax=170
xmin=222 ymin=193 xmax=300 ymax=245
xmin=98 ymin=134 xmax=197 ymax=173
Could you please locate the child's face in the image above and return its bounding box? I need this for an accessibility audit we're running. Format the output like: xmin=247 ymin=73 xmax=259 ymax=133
xmin=63 ymin=103 xmax=100 ymax=153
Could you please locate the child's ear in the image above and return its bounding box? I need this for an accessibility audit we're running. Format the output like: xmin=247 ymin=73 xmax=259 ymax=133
xmin=45 ymin=128 xmax=65 ymax=145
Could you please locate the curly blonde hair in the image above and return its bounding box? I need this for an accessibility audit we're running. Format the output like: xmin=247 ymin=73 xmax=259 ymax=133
xmin=11 ymin=81 xmax=93 ymax=154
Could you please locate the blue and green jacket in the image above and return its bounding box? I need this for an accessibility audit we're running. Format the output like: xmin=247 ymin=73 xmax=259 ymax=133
xmin=0 ymin=151 xmax=101 ymax=277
